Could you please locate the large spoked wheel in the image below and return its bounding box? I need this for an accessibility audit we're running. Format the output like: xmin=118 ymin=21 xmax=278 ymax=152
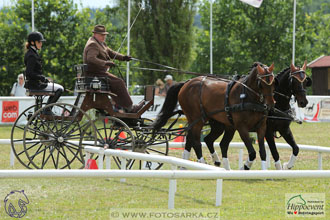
xmin=11 ymin=104 xmax=44 ymax=169
xmin=130 ymin=118 xmax=169 ymax=170
xmin=23 ymin=103 xmax=96 ymax=169
xmin=94 ymin=116 xmax=135 ymax=169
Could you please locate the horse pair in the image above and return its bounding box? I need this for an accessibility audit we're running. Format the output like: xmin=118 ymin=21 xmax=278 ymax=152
xmin=153 ymin=61 xmax=311 ymax=170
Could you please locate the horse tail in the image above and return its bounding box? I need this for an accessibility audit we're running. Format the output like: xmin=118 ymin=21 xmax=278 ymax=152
xmin=152 ymin=82 xmax=185 ymax=130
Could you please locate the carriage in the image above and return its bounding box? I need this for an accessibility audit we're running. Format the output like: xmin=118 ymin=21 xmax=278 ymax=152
xmin=10 ymin=64 xmax=180 ymax=170
xmin=10 ymin=61 xmax=311 ymax=171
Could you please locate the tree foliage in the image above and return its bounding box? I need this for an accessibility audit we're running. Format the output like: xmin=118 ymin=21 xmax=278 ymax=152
xmin=0 ymin=0 xmax=329 ymax=95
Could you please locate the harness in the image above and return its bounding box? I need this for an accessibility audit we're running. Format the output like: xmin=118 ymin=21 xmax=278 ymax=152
xmin=195 ymin=76 xmax=270 ymax=131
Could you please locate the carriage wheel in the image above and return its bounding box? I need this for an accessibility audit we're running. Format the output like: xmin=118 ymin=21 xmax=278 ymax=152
xmin=94 ymin=116 xmax=135 ymax=169
xmin=128 ymin=118 xmax=169 ymax=170
xmin=11 ymin=104 xmax=44 ymax=169
xmin=23 ymin=103 xmax=96 ymax=169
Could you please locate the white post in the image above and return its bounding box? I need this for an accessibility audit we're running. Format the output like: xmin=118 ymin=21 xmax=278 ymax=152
xmin=210 ymin=0 xmax=213 ymax=74
xmin=126 ymin=0 xmax=131 ymax=87
xmin=106 ymin=155 xmax=111 ymax=169
xmin=215 ymin=179 xmax=223 ymax=206
xmin=10 ymin=146 xmax=15 ymax=167
xmin=168 ymin=179 xmax=176 ymax=209
xmin=318 ymin=152 xmax=322 ymax=170
xmin=292 ymin=0 xmax=296 ymax=65
xmin=31 ymin=0 xmax=34 ymax=31
xmin=85 ymin=152 xmax=90 ymax=168
xmin=238 ymin=148 xmax=244 ymax=168
xmin=98 ymin=154 xmax=104 ymax=170
xmin=120 ymin=157 xmax=126 ymax=183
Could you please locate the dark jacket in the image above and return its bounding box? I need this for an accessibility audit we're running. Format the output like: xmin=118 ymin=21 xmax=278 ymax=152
xmin=24 ymin=47 xmax=48 ymax=90
xmin=83 ymin=37 xmax=125 ymax=76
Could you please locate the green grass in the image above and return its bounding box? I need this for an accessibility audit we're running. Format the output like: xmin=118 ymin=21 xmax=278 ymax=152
xmin=0 ymin=122 xmax=329 ymax=219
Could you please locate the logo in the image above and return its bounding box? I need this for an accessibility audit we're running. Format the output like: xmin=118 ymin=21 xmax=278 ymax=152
xmin=286 ymin=193 xmax=325 ymax=217
xmin=4 ymin=190 xmax=30 ymax=218
xmin=2 ymin=101 xmax=19 ymax=123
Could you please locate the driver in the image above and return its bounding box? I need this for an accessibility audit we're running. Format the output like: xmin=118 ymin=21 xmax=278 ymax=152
xmin=24 ymin=31 xmax=64 ymax=115
xmin=83 ymin=24 xmax=144 ymax=113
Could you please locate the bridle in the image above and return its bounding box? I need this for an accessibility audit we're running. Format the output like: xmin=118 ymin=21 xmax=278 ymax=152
xmin=290 ymin=69 xmax=307 ymax=95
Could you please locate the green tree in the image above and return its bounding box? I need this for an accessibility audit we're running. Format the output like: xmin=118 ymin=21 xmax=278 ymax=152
xmin=0 ymin=6 xmax=28 ymax=95
xmin=192 ymin=0 xmax=312 ymax=76
xmin=129 ymin=0 xmax=197 ymax=85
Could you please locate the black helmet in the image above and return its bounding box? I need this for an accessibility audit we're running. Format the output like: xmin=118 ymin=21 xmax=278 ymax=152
xmin=27 ymin=32 xmax=46 ymax=42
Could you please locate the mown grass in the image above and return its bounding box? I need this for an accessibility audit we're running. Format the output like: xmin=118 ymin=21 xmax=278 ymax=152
xmin=0 ymin=122 xmax=329 ymax=219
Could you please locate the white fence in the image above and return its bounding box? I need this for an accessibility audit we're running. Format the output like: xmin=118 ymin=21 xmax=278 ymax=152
xmin=2 ymin=140 xmax=330 ymax=170
xmin=1 ymin=141 xmax=330 ymax=209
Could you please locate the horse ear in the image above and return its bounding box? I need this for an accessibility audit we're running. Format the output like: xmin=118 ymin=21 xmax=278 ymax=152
xmin=290 ymin=62 xmax=296 ymax=72
xmin=257 ymin=64 xmax=265 ymax=75
xmin=302 ymin=60 xmax=307 ymax=71
xmin=268 ymin=63 xmax=274 ymax=73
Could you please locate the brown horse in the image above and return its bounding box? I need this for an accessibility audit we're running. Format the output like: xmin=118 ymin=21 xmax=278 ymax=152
xmin=153 ymin=62 xmax=277 ymax=169
xmin=204 ymin=62 xmax=312 ymax=170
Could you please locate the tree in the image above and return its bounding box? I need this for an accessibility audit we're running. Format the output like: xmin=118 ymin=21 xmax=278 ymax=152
xmin=130 ymin=0 xmax=198 ymax=85
xmin=192 ymin=0 xmax=312 ymax=76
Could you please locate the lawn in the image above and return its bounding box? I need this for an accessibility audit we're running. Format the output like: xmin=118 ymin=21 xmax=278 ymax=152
xmin=0 ymin=122 xmax=329 ymax=219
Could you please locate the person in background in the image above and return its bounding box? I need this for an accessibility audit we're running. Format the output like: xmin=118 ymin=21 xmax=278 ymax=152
xmin=10 ymin=73 xmax=27 ymax=96
xmin=155 ymin=78 xmax=166 ymax=96
xmin=24 ymin=31 xmax=64 ymax=114
xmin=83 ymin=24 xmax=144 ymax=113
xmin=164 ymin=74 xmax=176 ymax=94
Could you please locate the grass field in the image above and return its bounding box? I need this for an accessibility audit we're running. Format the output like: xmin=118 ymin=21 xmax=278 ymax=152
xmin=0 ymin=122 xmax=329 ymax=219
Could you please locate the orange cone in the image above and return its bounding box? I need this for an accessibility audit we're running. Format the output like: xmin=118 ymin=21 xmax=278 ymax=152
xmin=119 ymin=132 xmax=126 ymax=139
xmin=85 ymin=159 xmax=98 ymax=169
xmin=174 ymin=124 xmax=185 ymax=142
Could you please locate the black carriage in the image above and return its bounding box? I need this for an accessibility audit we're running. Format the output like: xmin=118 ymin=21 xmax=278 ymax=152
xmin=10 ymin=64 xmax=170 ymax=170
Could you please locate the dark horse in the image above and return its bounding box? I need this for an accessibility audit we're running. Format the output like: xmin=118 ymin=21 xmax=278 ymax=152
xmin=203 ymin=61 xmax=312 ymax=170
xmin=153 ymin=62 xmax=276 ymax=169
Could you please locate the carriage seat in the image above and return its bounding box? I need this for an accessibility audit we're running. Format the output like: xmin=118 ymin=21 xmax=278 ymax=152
xmin=74 ymin=64 xmax=115 ymax=95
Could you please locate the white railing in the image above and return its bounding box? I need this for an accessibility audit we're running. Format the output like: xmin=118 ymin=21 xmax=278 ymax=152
xmin=3 ymin=139 xmax=329 ymax=169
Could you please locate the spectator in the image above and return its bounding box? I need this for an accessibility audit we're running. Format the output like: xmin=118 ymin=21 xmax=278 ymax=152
xmin=164 ymin=74 xmax=176 ymax=94
xmin=10 ymin=73 xmax=27 ymax=96
xmin=155 ymin=78 xmax=166 ymax=96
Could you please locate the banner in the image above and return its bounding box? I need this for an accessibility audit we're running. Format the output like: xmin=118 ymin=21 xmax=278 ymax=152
xmin=2 ymin=101 xmax=19 ymax=123
xmin=240 ymin=0 xmax=263 ymax=8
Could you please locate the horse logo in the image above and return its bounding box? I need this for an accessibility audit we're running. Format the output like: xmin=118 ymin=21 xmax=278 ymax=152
xmin=3 ymin=190 xmax=30 ymax=218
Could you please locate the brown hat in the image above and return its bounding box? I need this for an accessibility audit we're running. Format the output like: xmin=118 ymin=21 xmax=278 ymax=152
xmin=92 ymin=25 xmax=109 ymax=35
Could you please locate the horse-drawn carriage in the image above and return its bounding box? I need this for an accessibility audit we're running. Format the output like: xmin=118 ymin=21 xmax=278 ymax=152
xmin=10 ymin=60 xmax=312 ymax=171
xmin=10 ymin=64 xmax=174 ymax=170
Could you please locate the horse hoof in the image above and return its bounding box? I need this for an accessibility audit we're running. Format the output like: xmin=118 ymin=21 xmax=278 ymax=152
xmin=283 ymin=162 xmax=292 ymax=170
xmin=214 ymin=161 xmax=221 ymax=167
xmin=240 ymin=165 xmax=250 ymax=170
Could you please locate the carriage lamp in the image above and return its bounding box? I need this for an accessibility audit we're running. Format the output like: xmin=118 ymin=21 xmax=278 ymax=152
xmin=90 ymin=77 xmax=102 ymax=90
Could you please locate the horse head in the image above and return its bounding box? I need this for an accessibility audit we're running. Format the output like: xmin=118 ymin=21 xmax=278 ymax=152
xmin=254 ymin=63 xmax=277 ymax=108
xmin=289 ymin=60 xmax=312 ymax=108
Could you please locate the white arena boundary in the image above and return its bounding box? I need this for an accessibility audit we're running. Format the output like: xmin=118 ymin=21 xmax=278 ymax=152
xmin=2 ymin=139 xmax=330 ymax=169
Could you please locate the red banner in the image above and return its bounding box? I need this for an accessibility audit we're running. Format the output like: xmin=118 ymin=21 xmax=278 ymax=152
xmin=2 ymin=101 xmax=19 ymax=123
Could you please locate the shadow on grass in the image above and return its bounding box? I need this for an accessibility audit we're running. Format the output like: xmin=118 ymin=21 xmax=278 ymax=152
xmin=110 ymin=179 xmax=214 ymax=206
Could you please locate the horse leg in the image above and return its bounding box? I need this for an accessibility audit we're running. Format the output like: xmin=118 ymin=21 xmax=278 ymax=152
xmin=183 ymin=129 xmax=194 ymax=160
xmin=190 ymin=123 xmax=205 ymax=163
xmin=265 ymin=130 xmax=282 ymax=170
xmin=238 ymin=128 xmax=256 ymax=170
xmin=257 ymin=130 xmax=267 ymax=170
xmin=280 ymin=127 xmax=299 ymax=169
xmin=204 ymin=120 xmax=224 ymax=166
xmin=219 ymin=128 xmax=235 ymax=170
